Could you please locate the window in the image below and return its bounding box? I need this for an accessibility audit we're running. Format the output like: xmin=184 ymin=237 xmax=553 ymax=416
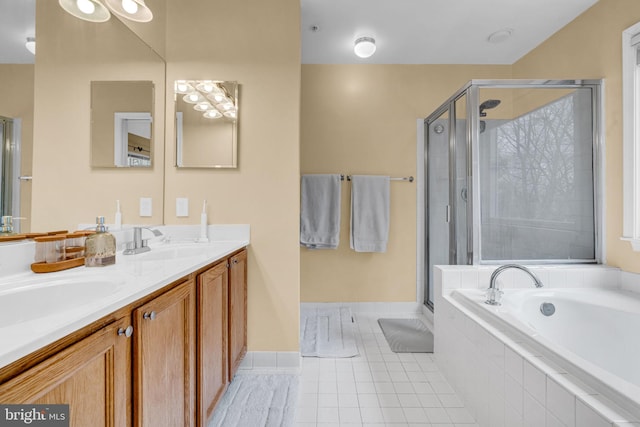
xmin=622 ymin=22 xmax=640 ymax=251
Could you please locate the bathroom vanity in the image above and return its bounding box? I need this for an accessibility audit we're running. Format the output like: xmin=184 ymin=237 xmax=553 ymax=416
xmin=0 ymin=234 xmax=248 ymax=427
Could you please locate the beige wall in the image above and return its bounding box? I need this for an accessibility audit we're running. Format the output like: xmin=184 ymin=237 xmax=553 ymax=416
xmin=512 ymin=0 xmax=640 ymax=273
xmin=300 ymin=65 xmax=511 ymax=302
xmin=0 ymin=64 xmax=34 ymax=232
xmin=163 ymin=0 xmax=301 ymax=351
xmin=32 ymin=1 xmax=165 ymax=231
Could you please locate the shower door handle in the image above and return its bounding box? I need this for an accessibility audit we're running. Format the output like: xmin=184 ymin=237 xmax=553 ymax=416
xmin=18 ymin=176 xmax=32 ymax=181
xmin=446 ymin=205 xmax=451 ymax=223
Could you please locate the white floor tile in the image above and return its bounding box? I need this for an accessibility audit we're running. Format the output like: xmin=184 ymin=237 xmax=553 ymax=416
xmin=290 ymin=311 xmax=477 ymax=427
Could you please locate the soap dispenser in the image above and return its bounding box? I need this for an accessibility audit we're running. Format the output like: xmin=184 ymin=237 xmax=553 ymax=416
xmin=85 ymin=216 xmax=116 ymax=267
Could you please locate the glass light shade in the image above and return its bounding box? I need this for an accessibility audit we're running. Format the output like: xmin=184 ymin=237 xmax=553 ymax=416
xmin=194 ymin=102 xmax=213 ymax=112
xmin=104 ymin=0 xmax=153 ymax=22
xmin=223 ymin=110 xmax=237 ymax=119
xmin=354 ymin=37 xmax=376 ymax=58
xmin=207 ymin=93 xmax=226 ymax=103
xmin=59 ymin=0 xmax=111 ymax=22
xmin=217 ymin=102 xmax=234 ymax=111
xmin=175 ymin=81 xmax=192 ymax=94
xmin=203 ymin=110 xmax=222 ymax=119
xmin=196 ymin=81 xmax=217 ymax=93
xmin=183 ymin=92 xmax=204 ymax=104
xmin=25 ymin=37 xmax=36 ymax=55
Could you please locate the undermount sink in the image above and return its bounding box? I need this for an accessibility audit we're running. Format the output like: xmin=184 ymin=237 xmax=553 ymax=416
xmin=133 ymin=243 xmax=230 ymax=262
xmin=0 ymin=277 xmax=124 ymax=328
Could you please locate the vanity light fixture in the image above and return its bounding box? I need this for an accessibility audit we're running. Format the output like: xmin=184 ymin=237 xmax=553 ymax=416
xmin=203 ymin=110 xmax=223 ymax=119
xmin=196 ymin=81 xmax=218 ymax=94
xmin=194 ymin=102 xmax=213 ymax=112
xmin=104 ymin=0 xmax=153 ymax=22
xmin=58 ymin=0 xmax=111 ymax=23
xmin=25 ymin=37 xmax=36 ymax=55
xmin=176 ymin=80 xmax=237 ymax=120
xmin=175 ymin=81 xmax=192 ymax=94
xmin=183 ymin=92 xmax=205 ymax=104
xmin=354 ymin=36 xmax=376 ymax=58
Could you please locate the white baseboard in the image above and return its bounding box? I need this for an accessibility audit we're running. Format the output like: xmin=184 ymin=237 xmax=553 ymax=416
xmin=237 ymin=351 xmax=301 ymax=374
xmin=300 ymin=301 xmax=423 ymax=314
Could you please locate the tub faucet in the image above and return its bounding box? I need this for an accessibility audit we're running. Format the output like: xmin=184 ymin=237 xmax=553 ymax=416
xmin=123 ymin=226 xmax=163 ymax=255
xmin=485 ymin=264 xmax=543 ymax=306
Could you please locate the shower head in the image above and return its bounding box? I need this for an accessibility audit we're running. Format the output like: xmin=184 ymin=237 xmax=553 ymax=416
xmin=479 ymin=99 xmax=501 ymax=117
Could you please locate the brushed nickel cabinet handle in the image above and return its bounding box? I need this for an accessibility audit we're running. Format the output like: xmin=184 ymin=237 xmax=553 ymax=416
xmin=143 ymin=311 xmax=157 ymax=320
xmin=117 ymin=325 xmax=133 ymax=337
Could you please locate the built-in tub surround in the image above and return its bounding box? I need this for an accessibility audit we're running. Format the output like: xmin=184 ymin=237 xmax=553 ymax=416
xmin=434 ymin=265 xmax=640 ymax=426
xmin=0 ymin=224 xmax=249 ymax=369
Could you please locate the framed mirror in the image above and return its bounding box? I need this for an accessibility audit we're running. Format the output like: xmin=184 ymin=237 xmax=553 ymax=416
xmin=174 ymin=80 xmax=238 ymax=168
xmin=90 ymin=80 xmax=155 ymax=168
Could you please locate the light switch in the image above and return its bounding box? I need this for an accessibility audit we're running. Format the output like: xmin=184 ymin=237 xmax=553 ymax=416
xmin=139 ymin=198 xmax=152 ymax=217
xmin=176 ymin=198 xmax=189 ymax=217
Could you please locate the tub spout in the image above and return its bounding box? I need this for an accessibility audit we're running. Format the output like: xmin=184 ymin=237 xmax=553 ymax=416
xmin=485 ymin=264 xmax=543 ymax=306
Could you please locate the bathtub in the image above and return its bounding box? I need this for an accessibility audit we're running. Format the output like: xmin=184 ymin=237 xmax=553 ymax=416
xmin=450 ymin=286 xmax=640 ymax=420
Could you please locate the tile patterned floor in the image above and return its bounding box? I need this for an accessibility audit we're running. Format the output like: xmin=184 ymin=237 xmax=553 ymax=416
xmin=295 ymin=312 xmax=479 ymax=427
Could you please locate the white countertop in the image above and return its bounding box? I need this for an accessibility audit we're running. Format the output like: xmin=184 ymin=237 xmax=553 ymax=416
xmin=0 ymin=225 xmax=249 ymax=370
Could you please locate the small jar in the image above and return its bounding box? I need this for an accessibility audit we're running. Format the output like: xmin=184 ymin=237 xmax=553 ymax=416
xmin=65 ymin=232 xmax=87 ymax=259
xmin=34 ymin=235 xmax=66 ymax=263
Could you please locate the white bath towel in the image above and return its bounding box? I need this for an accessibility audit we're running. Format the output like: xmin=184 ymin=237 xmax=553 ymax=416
xmin=300 ymin=174 xmax=342 ymax=249
xmin=350 ymin=175 xmax=390 ymax=253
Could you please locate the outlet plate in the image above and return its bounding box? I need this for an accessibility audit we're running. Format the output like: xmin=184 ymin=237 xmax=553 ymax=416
xmin=139 ymin=198 xmax=152 ymax=217
xmin=176 ymin=198 xmax=189 ymax=217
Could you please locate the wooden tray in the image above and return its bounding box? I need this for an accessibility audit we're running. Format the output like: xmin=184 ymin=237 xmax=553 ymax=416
xmin=0 ymin=234 xmax=26 ymax=242
xmin=31 ymin=257 xmax=85 ymax=273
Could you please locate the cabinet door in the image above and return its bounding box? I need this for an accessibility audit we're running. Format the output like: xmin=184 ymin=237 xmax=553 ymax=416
xmin=0 ymin=317 xmax=132 ymax=427
xmin=133 ymin=280 xmax=195 ymax=427
xmin=197 ymin=261 xmax=228 ymax=426
xmin=228 ymin=249 xmax=247 ymax=380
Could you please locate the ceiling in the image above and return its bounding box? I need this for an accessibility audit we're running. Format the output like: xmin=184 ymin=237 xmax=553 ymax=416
xmin=1 ymin=0 xmax=599 ymax=65
xmin=301 ymin=0 xmax=599 ymax=64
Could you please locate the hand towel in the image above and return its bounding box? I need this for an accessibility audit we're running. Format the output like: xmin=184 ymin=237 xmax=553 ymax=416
xmin=300 ymin=174 xmax=342 ymax=249
xmin=350 ymin=175 xmax=390 ymax=253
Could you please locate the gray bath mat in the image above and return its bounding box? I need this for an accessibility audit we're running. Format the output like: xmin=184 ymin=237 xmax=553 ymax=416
xmin=208 ymin=373 xmax=298 ymax=427
xmin=300 ymin=306 xmax=359 ymax=357
xmin=377 ymin=318 xmax=434 ymax=353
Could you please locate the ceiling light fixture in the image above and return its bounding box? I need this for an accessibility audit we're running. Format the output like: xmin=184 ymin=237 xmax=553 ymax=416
xmin=354 ymin=37 xmax=376 ymax=58
xmin=487 ymin=28 xmax=514 ymax=44
xmin=58 ymin=0 xmax=111 ymax=23
xmin=25 ymin=37 xmax=36 ymax=55
xmin=104 ymin=0 xmax=153 ymax=23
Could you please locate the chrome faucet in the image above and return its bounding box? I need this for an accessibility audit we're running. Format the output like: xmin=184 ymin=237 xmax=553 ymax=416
xmin=485 ymin=264 xmax=543 ymax=306
xmin=123 ymin=226 xmax=163 ymax=255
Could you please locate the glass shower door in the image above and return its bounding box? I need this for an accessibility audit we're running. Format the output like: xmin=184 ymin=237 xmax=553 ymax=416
xmin=425 ymin=111 xmax=449 ymax=309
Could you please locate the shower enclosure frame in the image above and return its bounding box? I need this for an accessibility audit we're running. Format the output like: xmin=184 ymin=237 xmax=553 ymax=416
xmin=422 ymin=79 xmax=604 ymax=310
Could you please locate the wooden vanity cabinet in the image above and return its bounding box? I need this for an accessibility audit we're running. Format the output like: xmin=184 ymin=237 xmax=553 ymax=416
xmin=0 ymin=316 xmax=132 ymax=427
xmin=228 ymin=249 xmax=247 ymax=380
xmin=0 ymin=247 xmax=247 ymax=427
xmin=196 ymin=261 xmax=229 ymax=426
xmin=133 ymin=279 xmax=195 ymax=427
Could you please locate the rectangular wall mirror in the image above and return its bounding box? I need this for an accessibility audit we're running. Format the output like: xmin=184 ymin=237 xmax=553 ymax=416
xmin=174 ymin=80 xmax=238 ymax=168
xmin=91 ymin=80 xmax=155 ymax=168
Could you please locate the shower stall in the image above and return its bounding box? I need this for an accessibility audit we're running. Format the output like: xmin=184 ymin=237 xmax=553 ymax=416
xmin=421 ymin=80 xmax=603 ymax=309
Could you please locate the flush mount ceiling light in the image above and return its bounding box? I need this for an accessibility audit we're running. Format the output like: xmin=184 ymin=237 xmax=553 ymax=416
xmin=58 ymin=0 xmax=111 ymax=23
xmin=25 ymin=37 xmax=36 ymax=55
xmin=354 ymin=36 xmax=376 ymax=58
xmin=487 ymin=28 xmax=514 ymax=44
xmin=104 ymin=0 xmax=153 ymax=23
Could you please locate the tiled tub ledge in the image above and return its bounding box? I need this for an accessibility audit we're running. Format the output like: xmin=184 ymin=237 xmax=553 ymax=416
xmin=433 ymin=265 xmax=640 ymax=427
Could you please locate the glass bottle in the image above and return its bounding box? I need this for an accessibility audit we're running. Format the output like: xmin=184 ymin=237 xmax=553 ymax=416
xmin=84 ymin=216 xmax=116 ymax=267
